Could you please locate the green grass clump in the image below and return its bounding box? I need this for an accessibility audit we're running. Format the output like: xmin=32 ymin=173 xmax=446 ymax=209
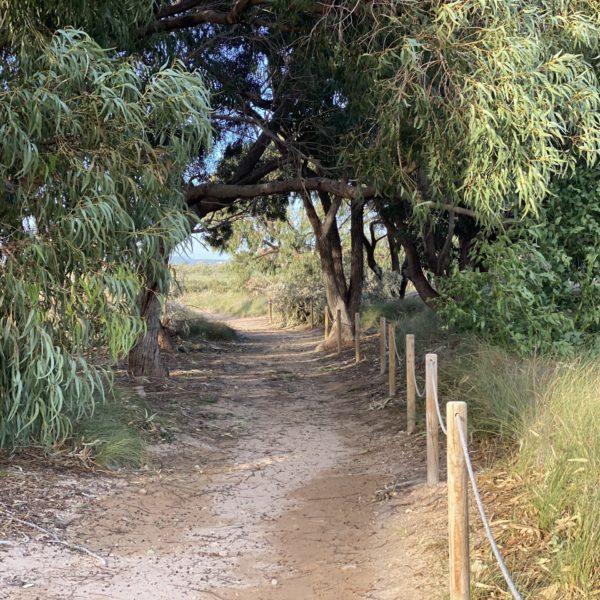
xmin=185 ymin=316 xmax=236 ymax=341
xmin=441 ymin=343 xmax=545 ymax=440
xmin=73 ymin=400 xmax=146 ymax=469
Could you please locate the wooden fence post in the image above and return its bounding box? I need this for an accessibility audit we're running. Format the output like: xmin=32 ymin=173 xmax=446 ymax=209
xmin=426 ymin=353 xmax=439 ymax=485
xmin=406 ymin=334 xmax=416 ymax=434
xmin=447 ymin=401 xmax=470 ymax=600
xmin=388 ymin=322 xmax=396 ymax=397
xmin=324 ymin=308 xmax=329 ymax=341
xmin=269 ymin=299 xmax=273 ymax=324
xmin=380 ymin=317 xmax=387 ymax=375
xmin=355 ymin=313 xmax=360 ymax=364
xmin=336 ymin=309 xmax=342 ymax=355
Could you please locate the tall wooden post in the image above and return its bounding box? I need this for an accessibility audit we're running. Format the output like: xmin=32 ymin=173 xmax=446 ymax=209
xmin=336 ymin=309 xmax=342 ymax=355
xmin=406 ymin=334 xmax=416 ymax=434
xmin=388 ymin=322 xmax=396 ymax=397
xmin=354 ymin=313 xmax=360 ymax=364
xmin=269 ymin=299 xmax=273 ymax=324
xmin=426 ymin=353 xmax=439 ymax=485
xmin=447 ymin=401 xmax=470 ymax=600
xmin=380 ymin=317 xmax=387 ymax=375
xmin=324 ymin=308 xmax=329 ymax=341
xmin=310 ymin=300 xmax=315 ymax=329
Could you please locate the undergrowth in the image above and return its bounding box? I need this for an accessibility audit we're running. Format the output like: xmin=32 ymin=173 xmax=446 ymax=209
xmin=362 ymin=296 xmax=445 ymax=355
xmin=168 ymin=303 xmax=236 ymax=341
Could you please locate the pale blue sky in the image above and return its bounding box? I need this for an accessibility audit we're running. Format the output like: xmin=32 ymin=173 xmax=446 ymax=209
xmin=171 ymin=234 xmax=229 ymax=264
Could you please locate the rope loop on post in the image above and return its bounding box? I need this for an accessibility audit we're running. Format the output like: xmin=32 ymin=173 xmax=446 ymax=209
xmin=410 ymin=357 xmax=425 ymax=398
xmin=431 ymin=369 xmax=447 ymax=435
xmin=455 ymin=415 xmax=523 ymax=600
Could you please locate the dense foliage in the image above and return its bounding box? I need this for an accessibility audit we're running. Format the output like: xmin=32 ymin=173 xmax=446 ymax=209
xmin=439 ymin=167 xmax=600 ymax=355
xmin=0 ymin=14 xmax=210 ymax=447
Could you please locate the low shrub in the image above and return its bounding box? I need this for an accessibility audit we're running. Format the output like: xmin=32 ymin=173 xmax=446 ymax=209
xmin=169 ymin=306 xmax=236 ymax=341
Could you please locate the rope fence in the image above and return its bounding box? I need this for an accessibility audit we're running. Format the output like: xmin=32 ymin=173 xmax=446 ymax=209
xmin=265 ymin=302 xmax=522 ymax=599
xmin=425 ymin=349 xmax=522 ymax=600
xmin=322 ymin=309 xmax=522 ymax=599
xmin=410 ymin=352 xmax=424 ymax=398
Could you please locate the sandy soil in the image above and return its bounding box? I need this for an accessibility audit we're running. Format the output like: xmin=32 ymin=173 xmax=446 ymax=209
xmin=0 ymin=316 xmax=447 ymax=599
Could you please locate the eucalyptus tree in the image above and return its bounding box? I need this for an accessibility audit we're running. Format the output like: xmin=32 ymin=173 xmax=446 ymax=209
xmin=0 ymin=3 xmax=211 ymax=447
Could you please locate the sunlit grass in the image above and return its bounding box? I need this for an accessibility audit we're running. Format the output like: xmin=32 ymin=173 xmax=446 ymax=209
xmin=172 ymin=263 xmax=267 ymax=317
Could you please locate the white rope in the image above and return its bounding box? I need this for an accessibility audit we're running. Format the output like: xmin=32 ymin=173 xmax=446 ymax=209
xmin=431 ymin=370 xmax=447 ymax=435
xmin=410 ymin=358 xmax=425 ymax=398
xmin=455 ymin=415 xmax=523 ymax=600
xmin=394 ymin=339 xmax=402 ymax=364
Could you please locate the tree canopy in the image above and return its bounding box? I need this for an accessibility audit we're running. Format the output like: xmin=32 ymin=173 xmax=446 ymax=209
xmin=4 ymin=0 xmax=600 ymax=446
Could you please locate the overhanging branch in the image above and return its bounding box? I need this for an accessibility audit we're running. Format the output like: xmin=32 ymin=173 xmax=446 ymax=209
xmin=186 ymin=177 xmax=375 ymax=217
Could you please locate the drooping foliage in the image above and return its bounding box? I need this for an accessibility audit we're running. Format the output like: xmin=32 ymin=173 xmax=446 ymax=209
xmin=0 ymin=16 xmax=211 ymax=447
xmin=148 ymin=0 xmax=600 ymax=355
xmin=313 ymin=0 xmax=600 ymax=220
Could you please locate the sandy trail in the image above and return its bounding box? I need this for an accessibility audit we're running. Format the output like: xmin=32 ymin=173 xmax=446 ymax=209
xmin=0 ymin=316 xmax=446 ymax=599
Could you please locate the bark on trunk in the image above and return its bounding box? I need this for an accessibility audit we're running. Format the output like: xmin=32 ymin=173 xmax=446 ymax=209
xmin=388 ymin=232 xmax=401 ymax=273
xmin=347 ymin=198 xmax=365 ymax=322
xmin=402 ymin=239 xmax=438 ymax=300
xmin=400 ymin=258 xmax=409 ymax=299
xmin=363 ymin=233 xmax=382 ymax=280
xmin=380 ymin=214 xmax=438 ymax=302
xmin=301 ymin=191 xmax=364 ymax=346
xmin=128 ymin=282 xmax=169 ymax=377
xmin=158 ymin=323 xmax=174 ymax=353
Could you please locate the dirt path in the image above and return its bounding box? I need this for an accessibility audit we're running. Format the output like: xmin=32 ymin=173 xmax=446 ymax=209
xmin=0 ymin=317 xmax=447 ymax=599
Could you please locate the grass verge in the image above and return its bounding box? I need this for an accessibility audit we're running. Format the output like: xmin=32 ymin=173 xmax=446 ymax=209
xmin=440 ymin=346 xmax=600 ymax=598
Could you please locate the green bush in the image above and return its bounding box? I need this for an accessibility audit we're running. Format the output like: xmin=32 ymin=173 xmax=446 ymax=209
xmin=438 ymin=166 xmax=600 ymax=357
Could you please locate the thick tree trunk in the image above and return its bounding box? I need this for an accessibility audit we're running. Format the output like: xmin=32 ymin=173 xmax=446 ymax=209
xmin=302 ymin=191 xmax=365 ymax=346
xmin=380 ymin=214 xmax=438 ymax=302
xmin=316 ymin=223 xmax=354 ymax=343
xmin=347 ymin=198 xmax=365 ymax=321
xmin=158 ymin=323 xmax=174 ymax=353
xmin=399 ymin=258 xmax=409 ymax=298
xmin=402 ymin=239 xmax=438 ymax=300
xmin=128 ymin=282 xmax=169 ymax=377
xmin=388 ymin=232 xmax=401 ymax=273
